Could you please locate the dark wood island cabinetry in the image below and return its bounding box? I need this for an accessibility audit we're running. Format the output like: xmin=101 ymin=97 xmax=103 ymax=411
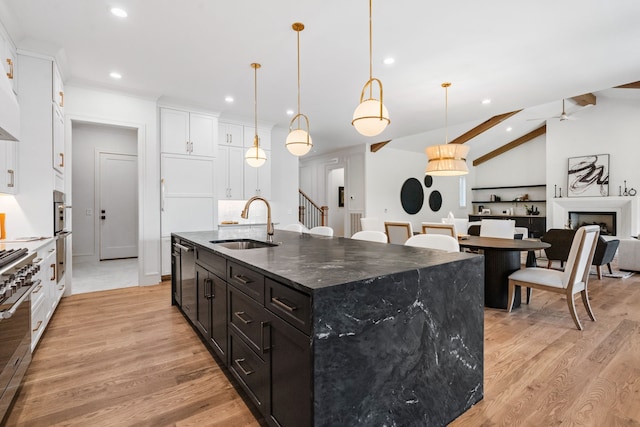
xmin=171 ymin=229 xmax=484 ymax=427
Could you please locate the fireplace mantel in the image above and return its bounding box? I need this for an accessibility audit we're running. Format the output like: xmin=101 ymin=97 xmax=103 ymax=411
xmin=550 ymin=196 xmax=639 ymax=237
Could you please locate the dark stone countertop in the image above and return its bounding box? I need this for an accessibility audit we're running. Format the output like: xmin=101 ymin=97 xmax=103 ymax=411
xmin=172 ymin=229 xmax=479 ymax=293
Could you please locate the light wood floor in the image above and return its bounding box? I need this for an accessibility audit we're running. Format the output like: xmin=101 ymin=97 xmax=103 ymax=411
xmin=5 ymin=269 xmax=640 ymax=426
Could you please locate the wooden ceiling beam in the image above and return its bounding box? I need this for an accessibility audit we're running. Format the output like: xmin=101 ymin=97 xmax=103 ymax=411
xmin=370 ymin=140 xmax=392 ymax=153
xmin=449 ymin=110 xmax=522 ymax=145
xmin=472 ymin=124 xmax=546 ymax=167
xmin=615 ymin=81 xmax=640 ymax=89
xmin=571 ymin=93 xmax=596 ymax=106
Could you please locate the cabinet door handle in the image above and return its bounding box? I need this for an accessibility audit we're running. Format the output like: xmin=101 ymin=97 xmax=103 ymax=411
xmin=50 ymin=263 xmax=56 ymax=281
xmin=6 ymin=58 xmax=13 ymax=79
xmin=59 ymin=91 xmax=64 ymax=107
xmin=260 ymin=321 xmax=271 ymax=353
xmin=32 ymin=320 xmax=43 ymax=333
xmin=189 ymin=141 xmax=194 ymax=153
xmin=234 ymin=311 xmax=253 ymax=324
xmin=7 ymin=169 xmax=14 ymax=187
xmin=234 ymin=358 xmax=254 ymax=376
xmin=59 ymin=153 xmax=64 ymax=168
xmin=232 ymin=274 xmax=251 ymax=285
xmin=204 ymin=278 xmax=214 ymax=299
xmin=58 ymin=285 xmax=64 ymax=291
xmin=174 ymin=243 xmax=191 ymax=252
xmin=31 ymin=284 xmax=43 ymax=294
xmin=271 ymin=296 xmax=297 ymax=312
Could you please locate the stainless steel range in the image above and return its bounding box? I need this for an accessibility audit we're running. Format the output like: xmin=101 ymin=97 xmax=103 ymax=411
xmin=0 ymin=250 xmax=38 ymax=422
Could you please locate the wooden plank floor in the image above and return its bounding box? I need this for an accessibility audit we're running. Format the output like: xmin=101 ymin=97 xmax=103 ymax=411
xmin=5 ymin=269 xmax=640 ymax=426
xmin=4 ymin=283 xmax=263 ymax=427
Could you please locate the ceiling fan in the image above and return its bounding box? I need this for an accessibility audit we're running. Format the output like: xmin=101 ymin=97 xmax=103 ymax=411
xmin=527 ymin=99 xmax=592 ymax=122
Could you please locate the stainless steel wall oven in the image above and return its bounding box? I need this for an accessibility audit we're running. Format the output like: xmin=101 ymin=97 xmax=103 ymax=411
xmin=53 ymin=190 xmax=70 ymax=282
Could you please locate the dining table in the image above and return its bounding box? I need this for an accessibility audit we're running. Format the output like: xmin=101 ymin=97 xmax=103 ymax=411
xmin=458 ymin=236 xmax=551 ymax=309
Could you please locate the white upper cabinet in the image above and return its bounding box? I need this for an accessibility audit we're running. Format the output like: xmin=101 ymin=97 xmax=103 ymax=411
xmin=216 ymin=145 xmax=244 ymax=199
xmin=0 ymin=140 xmax=17 ymax=194
xmin=52 ymin=104 xmax=64 ymax=174
xmin=161 ymin=108 xmax=218 ymax=157
xmin=219 ymin=122 xmax=244 ymax=147
xmin=1 ymin=33 xmax=17 ymax=94
xmin=243 ymin=150 xmax=271 ymax=200
xmin=52 ymin=62 xmax=64 ymax=113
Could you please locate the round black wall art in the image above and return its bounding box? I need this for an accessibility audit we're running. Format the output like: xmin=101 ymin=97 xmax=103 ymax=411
xmin=400 ymin=178 xmax=424 ymax=215
xmin=429 ymin=190 xmax=443 ymax=212
xmin=424 ymin=175 xmax=433 ymax=188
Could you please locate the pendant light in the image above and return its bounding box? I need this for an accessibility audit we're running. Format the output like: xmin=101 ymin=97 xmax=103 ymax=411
xmin=245 ymin=63 xmax=267 ymax=168
xmin=425 ymin=83 xmax=469 ymax=176
xmin=352 ymin=0 xmax=390 ymax=137
xmin=286 ymin=22 xmax=313 ymax=156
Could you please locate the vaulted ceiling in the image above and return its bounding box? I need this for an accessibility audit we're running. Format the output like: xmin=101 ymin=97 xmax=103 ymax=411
xmin=2 ymin=0 xmax=639 ymax=156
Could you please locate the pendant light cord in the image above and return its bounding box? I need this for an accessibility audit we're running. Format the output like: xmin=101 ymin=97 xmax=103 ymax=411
xmin=368 ymin=0 xmax=373 ymax=99
xmin=442 ymin=82 xmax=451 ymax=144
xmin=254 ymin=65 xmax=258 ymax=147
xmin=297 ymin=28 xmax=301 ymax=128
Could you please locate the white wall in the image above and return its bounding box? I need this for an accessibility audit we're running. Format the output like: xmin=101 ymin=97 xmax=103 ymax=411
xmin=269 ymin=125 xmax=300 ymax=227
xmin=299 ymin=146 xmax=364 ymax=236
xmin=65 ymin=85 xmax=160 ymax=286
xmin=365 ymin=146 xmax=467 ymax=231
xmin=71 ymin=122 xmax=137 ymax=257
xmin=546 ymin=93 xmax=640 ymax=234
xmin=328 ymin=168 xmax=345 ymax=237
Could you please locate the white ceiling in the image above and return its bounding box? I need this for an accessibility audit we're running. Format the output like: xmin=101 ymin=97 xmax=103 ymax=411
xmin=2 ymin=0 xmax=640 ymax=156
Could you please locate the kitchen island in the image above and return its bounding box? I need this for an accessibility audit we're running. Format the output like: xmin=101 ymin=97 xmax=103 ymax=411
xmin=172 ymin=228 xmax=484 ymax=427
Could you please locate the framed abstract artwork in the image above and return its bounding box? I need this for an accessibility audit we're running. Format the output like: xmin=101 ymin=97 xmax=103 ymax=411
xmin=567 ymin=154 xmax=609 ymax=197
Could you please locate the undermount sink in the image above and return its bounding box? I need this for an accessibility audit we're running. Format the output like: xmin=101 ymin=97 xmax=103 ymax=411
xmin=211 ymin=239 xmax=278 ymax=250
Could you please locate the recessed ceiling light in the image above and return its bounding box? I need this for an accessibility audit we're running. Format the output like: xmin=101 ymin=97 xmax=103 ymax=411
xmin=482 ymin=99 xmax=491 ymax=105
xmin=383 ymin=57 xmax=395 ymax=65
xmin=109 ymin=72 xmax=122 ymax=79
xmin=110 ymin=7 xmax=128 ymax=18
xmin=506 ymin=127 xmax=513 ymax=132
xmin=225 ymin=96 xmax=234 ymax=103
xmin=286 ymin=109 xmax=294 ymax=116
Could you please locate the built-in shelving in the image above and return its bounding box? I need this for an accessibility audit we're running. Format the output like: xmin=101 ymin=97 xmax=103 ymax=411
xmin=471 ymin=184 xmax=546 ymax=203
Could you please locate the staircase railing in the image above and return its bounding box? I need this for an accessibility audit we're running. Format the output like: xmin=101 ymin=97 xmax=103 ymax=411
xmin=299 ymin=189 xmax=328 ymax=229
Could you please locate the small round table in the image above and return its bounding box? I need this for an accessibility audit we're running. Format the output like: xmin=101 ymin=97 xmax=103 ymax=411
xmin=459 ymin=236 xmax=550 ymax=309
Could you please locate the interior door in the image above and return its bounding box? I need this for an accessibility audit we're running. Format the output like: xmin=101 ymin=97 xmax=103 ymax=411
xmin=99 ymin=152 xmax=138 ymax=260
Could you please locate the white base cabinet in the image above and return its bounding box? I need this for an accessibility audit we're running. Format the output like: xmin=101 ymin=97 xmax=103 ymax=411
xmin=31 ymin=241 xmax=58 ymax=351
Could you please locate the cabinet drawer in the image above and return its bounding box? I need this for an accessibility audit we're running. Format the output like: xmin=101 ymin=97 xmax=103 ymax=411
xmin=196 ymin=248 xmax=226 ymax=278
xmin=229 ymin=330 xmax=268 ymax=410
xmin=228 ymin=286 xmax=270 ymax=355
xmin=29 ymin=279 xmax=46 ymax=308
xmin=265 ymin=278 xmax=312 ymax=335
xmin=227 ymin=262 xmax=264 ymax=302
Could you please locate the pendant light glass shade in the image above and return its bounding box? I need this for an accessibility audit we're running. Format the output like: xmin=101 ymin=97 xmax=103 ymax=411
xmin=352 ymin=96 xmax=389 ymax=137
xmin=352 ymin=0 xmax=390 ymax=137
xmin=245 ymin=137 xmax=267 ymax=168
xmin=286 ymin=127 xmax=313 ymax=156
xmin=246 ymin=63 xmax=266 ymax=168
xmin=425 ymin=144 xmax=469 ymax=176
xmin=425 ymin=82 xmax=469 ymax=176
xmin=286 ymin=22 xmax=313 ymax=156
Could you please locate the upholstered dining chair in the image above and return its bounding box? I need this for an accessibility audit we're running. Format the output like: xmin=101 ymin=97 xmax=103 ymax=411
xmin=309 ymin=226 xmax=334 ymax=237
xmin=441 ymin=217 xmax=469 ymax=237
xmin=351 ymin=230 xmax=388 ymax=243
xmin=384 ymin=221 xmax=413 ymax=245
xmin=405 ymin=234 xmax=460 ymax=253
xmin=280 ymin=223 xmax=309 ymax=232
xmin=360 ymin=217 xmax=385 ymax=232
xmin=480 ymin=219 xmax=516 ymax=239
xmin=421 ymin=222 xmax=456 ymax=237
xmin=507 ymin=225 xmax=600 ymax=330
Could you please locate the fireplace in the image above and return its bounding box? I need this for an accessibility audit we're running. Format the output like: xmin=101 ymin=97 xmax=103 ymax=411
xmin=568 ymin=211 xmax=616 ymax=236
